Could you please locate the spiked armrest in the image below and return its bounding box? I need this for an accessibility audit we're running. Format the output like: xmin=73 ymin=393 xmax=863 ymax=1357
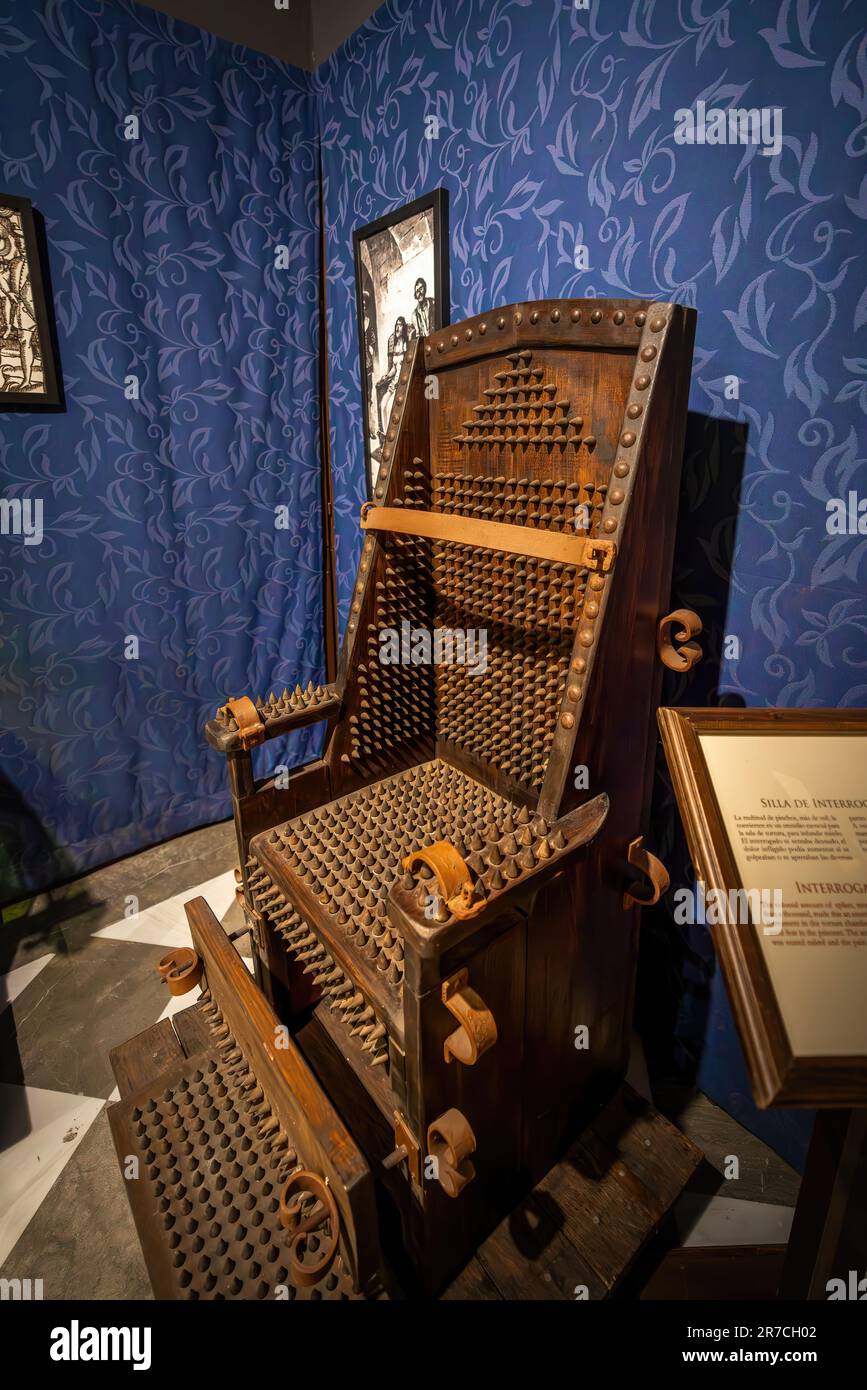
xmin=205 ymin=682 xmax=341 ymax=754
xmin=389 ymin=793 xmax=609 ymax=969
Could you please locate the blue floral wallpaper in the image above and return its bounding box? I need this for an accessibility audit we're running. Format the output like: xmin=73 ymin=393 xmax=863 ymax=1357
xmin=0 ymin=0 xmax=323 ymax=897
xmin=315 ymin=0 xmax=867 ymax=1166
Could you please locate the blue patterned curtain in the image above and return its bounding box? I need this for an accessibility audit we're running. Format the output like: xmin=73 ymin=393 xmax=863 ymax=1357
xmin=0 ymin=0 xmax=324 ymax=897
xmin=315 ymin=0 xmax=867 ymax=1167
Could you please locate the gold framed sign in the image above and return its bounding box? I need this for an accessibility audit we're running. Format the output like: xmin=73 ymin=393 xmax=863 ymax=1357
xmin=658 ymin=707 xmax=867 ymax=1109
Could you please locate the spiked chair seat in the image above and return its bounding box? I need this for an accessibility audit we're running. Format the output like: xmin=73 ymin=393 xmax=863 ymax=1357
xmin=244 ymin=758 xmax=562 ymax=1067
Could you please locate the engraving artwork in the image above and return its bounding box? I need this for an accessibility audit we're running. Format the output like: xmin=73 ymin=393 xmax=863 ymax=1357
xmin=354 ymin=191 xmax=448 ymax=492
xmin=0 ymin=202 xmax=43 ymax=395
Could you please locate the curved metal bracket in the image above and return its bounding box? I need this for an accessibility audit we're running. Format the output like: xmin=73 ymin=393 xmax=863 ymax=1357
xmin=657 ymin=608 xmax=702 ymax=672
xmin=279 ymin=1170 xmax=341 ymax=1288
xmin=156 ymin=946 xmax=203 ymax=996
xmin=222 ymin=695 xmax=266 ymax=750
xmin=623 ymin=836 xmax=670 ymax=909
xmin=403 ymin=840 xmax=484 ymax=921
xmin=382 ymin=1110 xmax=422 ymax=1186
xmin=427 ymin=1109 xmax=476 ymax=1199
xmin=442 ymin=969 xmax=497 ymax=1066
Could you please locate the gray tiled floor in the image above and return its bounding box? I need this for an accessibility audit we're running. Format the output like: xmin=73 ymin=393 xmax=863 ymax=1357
xmin=3 ymin=1107 xmax=153 ymax=1301
xmin=0 ymin=939 xmax=169 ymax=1097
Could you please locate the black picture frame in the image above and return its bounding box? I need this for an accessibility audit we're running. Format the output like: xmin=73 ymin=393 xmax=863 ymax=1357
xmin=0 ymin=193 xmax=63 ymax=409
xmin=353 ymin=188 xmax=449 ymax=495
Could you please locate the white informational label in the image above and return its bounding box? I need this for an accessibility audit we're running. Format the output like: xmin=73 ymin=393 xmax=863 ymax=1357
xmin=699 ymin=733 xmax=867 ymax=1058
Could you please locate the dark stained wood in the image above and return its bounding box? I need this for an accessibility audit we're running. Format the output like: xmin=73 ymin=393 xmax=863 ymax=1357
xmin=234 ymin=759 xmax=331 ymax=854
xmin=535 ymin=1131 xmax=667 ymax=1290
xmin=296 ymin=1009 xmax=394 ymax=1148
xmin=440 ymin=1256 xmax=503 ymax=1301
xmin=531 ymin=1083 xmax=702 ymax=1293
xmin=639 ymin=1245 xmax=786 ymax=1301
xmin=170 ymin=1000 xmax=212 ymax=1059
xmin=109 ymin=1017 xmax=186 ymax=1100
xmin=519 ymin=305 xmax=696 ymax=1170
xmin=254 ymin=836 xmax=404 ymax=1037
xmin=440 ymin=1080 xmax=701 ymax=1300
xmin=295 ymin=1006 xmax=425 ymax=1274
xmin=328 ymin=338 xmax=435 ymax=799
xmin=589 ymin=1082 xmax=708 ymax=1204
xmin=107 ymin=1047 xmax=367 ymax=1301
xmin=782 ymin=1107 xmax=867 ymax=1299
xmin=422 ymin=298 xmax=650 ymax=371
xmin=306 ymin=998 xmax=396 ymax=1128
xmin=476 ymin=1193 xmax=607 ymax=1301
xmin=404 ymin=910 xmax=529 ymax=1291
xmin=204 ymin=693 xmax=340 ymax=754
xmin=110 ymin=990 xmax=701 ymax=1299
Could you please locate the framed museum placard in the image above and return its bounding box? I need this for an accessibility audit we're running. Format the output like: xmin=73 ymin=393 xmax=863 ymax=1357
xmin=0 ymin=193 xmax=62 ymax=407
xmin=658 ymin=707 xmax=867 ymax=1109
xmin=353 ymin=188 xmax=449 ymax=494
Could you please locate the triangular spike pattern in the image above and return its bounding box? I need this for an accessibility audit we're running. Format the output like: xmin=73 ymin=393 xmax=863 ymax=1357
xmin=452 ymin=351 xmax=589 ymax=450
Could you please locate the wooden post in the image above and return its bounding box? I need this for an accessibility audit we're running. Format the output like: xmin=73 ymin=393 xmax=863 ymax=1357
xmin=781 ymin=1108 xmax=867 ymax=1299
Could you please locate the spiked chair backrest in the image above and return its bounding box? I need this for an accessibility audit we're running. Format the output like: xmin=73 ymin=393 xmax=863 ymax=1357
xmin=327 ymin=299 xmax=697 ymax=821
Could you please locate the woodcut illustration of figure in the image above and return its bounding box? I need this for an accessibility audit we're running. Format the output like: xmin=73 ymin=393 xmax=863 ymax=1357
xmin=374 ymin=315 xmax=409 ymax=443
xmin=0 ymin=211 xmax=38 ymax=391
xmin=411 ymin=276 xmax=435 ymax=338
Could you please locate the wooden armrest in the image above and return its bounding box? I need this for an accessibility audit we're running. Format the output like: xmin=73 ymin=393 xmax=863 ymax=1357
xmin=205 ymin=683 xmax=341 ymax=753
xmin=390 ymin=793 xmax=609 ymax=959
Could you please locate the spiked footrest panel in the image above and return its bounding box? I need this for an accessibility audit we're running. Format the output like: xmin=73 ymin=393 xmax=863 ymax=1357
xmin=109 ymin=897 xmax=381 ymax=1299
xmin=108 ymin=995 xmax=359 ymax=1300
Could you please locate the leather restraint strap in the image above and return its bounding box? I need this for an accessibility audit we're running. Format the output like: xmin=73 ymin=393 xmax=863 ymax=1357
xmin=223 ymin=696 xmax=266 ymax=751
xmin=360 ymin=504 xmax=616 ymax=573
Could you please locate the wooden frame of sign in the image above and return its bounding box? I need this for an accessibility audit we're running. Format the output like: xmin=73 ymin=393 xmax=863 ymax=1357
xmin=658 ymin=706 xmax=867 ymax=1109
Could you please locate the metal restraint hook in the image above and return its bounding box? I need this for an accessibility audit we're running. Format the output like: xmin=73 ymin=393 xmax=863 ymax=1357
xmin=156 ymin=946 xmax=203 ymax=996
xmin=623 ymin=836 xmax=670 ymax=909
xmin=402 ymin=840 xmax=485 ymax=921
xmin=441 ymin=969 xmax=497 ymax=1066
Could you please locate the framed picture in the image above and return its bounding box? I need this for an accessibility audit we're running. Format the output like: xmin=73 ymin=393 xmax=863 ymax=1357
xmin=0 ymin=193 xmax=62 ymax=407
xmin=658 ymin=706 xmax=867 ymax=1109
xmin=353 ymin=189 xmax=449 ymax=494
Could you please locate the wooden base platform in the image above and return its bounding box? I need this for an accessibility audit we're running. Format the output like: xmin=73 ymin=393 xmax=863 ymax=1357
xmin=445 ymin=1082 xmax=702 ymax=1300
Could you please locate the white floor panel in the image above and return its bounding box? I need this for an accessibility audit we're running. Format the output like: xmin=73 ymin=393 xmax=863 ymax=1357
xmin=0 ymin=1083 xmax=104 ymax=1265
xmin=94 ymin=870 xmax=236 ymax=949
xmin=156 ymin=983 xmax=202 ymax=1023
xmin=0 ymin=954 xmax=54 ymax=1012
xmin=675 ymin=1191 xmax=795 ymax=1248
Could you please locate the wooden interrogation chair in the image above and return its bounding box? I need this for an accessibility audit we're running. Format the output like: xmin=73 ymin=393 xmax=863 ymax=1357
xmin=110 ymin=298 xmax=701 ymax=1297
